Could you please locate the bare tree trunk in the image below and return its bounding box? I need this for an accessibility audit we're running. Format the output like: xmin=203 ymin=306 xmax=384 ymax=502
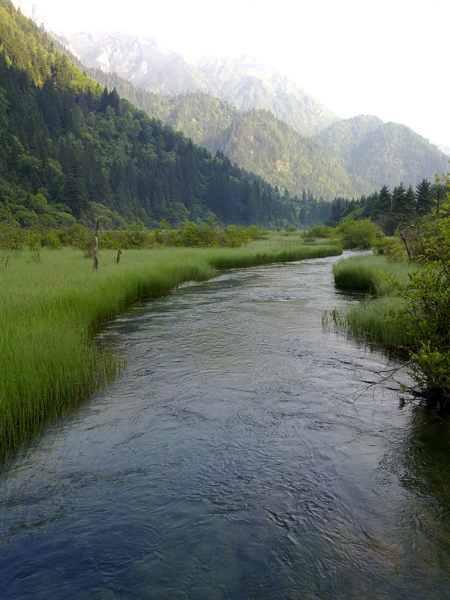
xmin=398 ymin=225 xmax=412 ymax=261
xmin=93 ymin=221 xmax=99 ymax=271
xmin=116 ymin=249 xmax=122 ymax=264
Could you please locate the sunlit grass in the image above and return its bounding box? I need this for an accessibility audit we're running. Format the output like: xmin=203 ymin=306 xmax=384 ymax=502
xmin=0 ymin=240 xmax=341 ymax=459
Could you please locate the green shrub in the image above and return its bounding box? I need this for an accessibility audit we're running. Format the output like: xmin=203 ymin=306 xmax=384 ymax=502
xmin=335 ymin=219 xmax=384 ymax=249
xmin=301 ymin=224 xmax=333 ymax=239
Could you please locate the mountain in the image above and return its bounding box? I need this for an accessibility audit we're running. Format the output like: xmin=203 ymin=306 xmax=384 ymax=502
xmin=13 ymin=3 xmax=449 ymax=207
xmin=314 ymin=115 xmax=450 ymax=190
xmin=202 ymin=106 xmax=361 ymax=200
xmin=0 ymin=0 xmax=297 ymax=229
xmin=53 ymin=29 xmax=449 ymax=195
xmin=57 ymin=66 xmax=362 ymax=201
xmin=197 ymin=56 xmax=339 ymax=135
xmin=55 ymin=31 xmax=211 ymax=97
xmin=194 ymin=55 xmax=339 ymax=137
xmin=53 ymin=31 xmax=340 ymax=138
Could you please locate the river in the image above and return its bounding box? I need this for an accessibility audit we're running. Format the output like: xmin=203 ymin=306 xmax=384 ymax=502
xmin=1 ymin=254 xmax=450 ymax=599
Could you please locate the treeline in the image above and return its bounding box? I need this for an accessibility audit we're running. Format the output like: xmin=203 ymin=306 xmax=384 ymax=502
xmin=0 ymin=218 xmax=269 ymax=252
xmin=0 ymin=0 xmax=296 ymax=229
xmin=327 ymin=178 xmax=448 ymax=234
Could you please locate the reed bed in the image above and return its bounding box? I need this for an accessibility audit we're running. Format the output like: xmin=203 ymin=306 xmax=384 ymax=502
xmin=332 ymin=254 xmax=417 ymax=350
xmin=333 ymin=254 xmax=414 ymax=296
xmin=0 ymin=241 xmax=341 ymax=459
xmin=344 ymin=296 xmax=412 ymax=349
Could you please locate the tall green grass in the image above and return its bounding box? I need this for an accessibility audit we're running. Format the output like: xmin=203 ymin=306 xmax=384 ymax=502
xmin=332 ymin=254 xmax=416 ymax=349
xmin=333 ymin=254 xmax=414 ymax=296
xmin=0 ymin=241 xmax=341 ymax=459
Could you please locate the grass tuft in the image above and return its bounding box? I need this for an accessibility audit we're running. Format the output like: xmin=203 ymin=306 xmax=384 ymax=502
xmin=331 ymin=254 xmax=417 ymax=350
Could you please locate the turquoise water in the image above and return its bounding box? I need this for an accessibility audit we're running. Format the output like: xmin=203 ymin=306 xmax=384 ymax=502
xmin=1 ymin=256 xmax=450 ymax=599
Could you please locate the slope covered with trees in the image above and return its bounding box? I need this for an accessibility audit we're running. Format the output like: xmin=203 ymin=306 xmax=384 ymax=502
xmin=57 ymin=61 xmax=363 ymax=201
xmin=315 ymin=116 xmax=449 ymax=191
xmin=54 ymin=30 xmax=449 ymax=198
xmin=0 ymin=0 xmax=296 ymax=228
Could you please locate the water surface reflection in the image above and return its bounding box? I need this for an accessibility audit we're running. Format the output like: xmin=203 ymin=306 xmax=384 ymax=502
xmin=1 ymin=256 xmax=449 ymax=599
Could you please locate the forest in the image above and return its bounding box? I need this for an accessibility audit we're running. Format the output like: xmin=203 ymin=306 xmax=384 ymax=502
xmin=0 ymin=0 xmax=301 ymax=230
xmin=326 ymin=178 xmax=448 ymax=235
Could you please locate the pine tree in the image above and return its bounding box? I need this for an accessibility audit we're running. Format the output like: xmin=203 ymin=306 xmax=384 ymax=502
xmin=415 ymin=179 xmax=434 ymax=216
xmin=372 ymin=185 xmax=392 ymax=232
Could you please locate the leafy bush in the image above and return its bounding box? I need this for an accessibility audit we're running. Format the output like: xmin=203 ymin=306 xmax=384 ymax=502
xmin=301 ymin=224 xmax=333 ymax=239
xmin=333 ymin=175 xmax=450 ymax=406
xmin=335 ymin=219 xmax=384 ymax=249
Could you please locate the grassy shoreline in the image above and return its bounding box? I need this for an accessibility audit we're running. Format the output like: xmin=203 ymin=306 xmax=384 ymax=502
xmin=1 ymin=239 xmax=341 ymax=459
xmin=332 ymin=254 xmax=415 ymax=349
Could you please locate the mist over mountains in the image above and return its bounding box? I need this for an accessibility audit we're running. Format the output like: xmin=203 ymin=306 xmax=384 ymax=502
xmin=49 ymin=29 xmax=449 ymax=197
xmin=9 ymin=0 xmax=450 ymax=204
xmin=56 ymin=31 xmax=340 ymax=138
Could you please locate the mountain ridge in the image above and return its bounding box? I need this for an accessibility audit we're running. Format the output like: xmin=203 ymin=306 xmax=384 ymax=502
xmin=11 ymin=2 xmax=450 ymax=200
xmin=50 ymin=29 xmax=450 ymax=193
xmin=0 ymin=0 xmax=300 ymax=229
xmin=53 ymin=30 xmax=340 ymax=138
xmin=314 ymin=115 xmax=449 ymax=190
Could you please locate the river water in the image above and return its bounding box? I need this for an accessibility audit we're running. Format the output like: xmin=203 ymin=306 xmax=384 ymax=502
xmin=1 ymin=255 xmax=450 ymax=599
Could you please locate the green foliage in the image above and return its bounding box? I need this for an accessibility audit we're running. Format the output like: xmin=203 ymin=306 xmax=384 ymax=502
xmin=301 ymin=224 xmax=334 ymax=240
xmin=333 ymin=254 xmax=411 ymax=296
xmin=0 ymin=222 xmax=269 ymax=251
xmin=340 ymin=296 xmax=412 ymax=348
xmin=371 ymin=236 xmax=404 ymax=258
xmin=335 ymin=218 xmax=384 ymax=249
xmin=0 ymin=0 xmax=296 ymax=229
xmin=333 ymin=179 xmax=450 ymax=405
xmin=327 ymin=176 xmax=448 ymax=237
xmin=388 ymin=178 xmax=450 ymax=401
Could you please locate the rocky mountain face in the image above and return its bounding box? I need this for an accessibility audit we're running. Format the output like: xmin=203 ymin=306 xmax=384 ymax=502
xmin=15 ymin=11 xmax=448 ymax=198
xmin=58 ymin=31 xmax=211 ymax=96
xmin=55 ymin=31 xmax=340 ymax=137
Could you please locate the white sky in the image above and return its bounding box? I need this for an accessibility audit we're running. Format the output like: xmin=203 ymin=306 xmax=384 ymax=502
xmin=12 ymin=0 xmax=450 ymax=150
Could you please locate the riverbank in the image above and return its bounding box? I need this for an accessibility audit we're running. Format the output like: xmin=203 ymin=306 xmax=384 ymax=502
xmin=333 ymin=253 xmax=450 ymax=408
xmin=0 ymin=238 xmax=341 ymax=459
xmin=332 ymin=253 xmax=415 ymax=348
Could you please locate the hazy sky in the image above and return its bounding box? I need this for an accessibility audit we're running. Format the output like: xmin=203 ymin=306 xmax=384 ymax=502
xmin=13 ymin=0 xmax=450 ymax=150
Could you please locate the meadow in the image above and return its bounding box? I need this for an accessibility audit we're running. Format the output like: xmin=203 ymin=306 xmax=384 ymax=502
xmin=0 ymin=236 xmax=341 ymax=459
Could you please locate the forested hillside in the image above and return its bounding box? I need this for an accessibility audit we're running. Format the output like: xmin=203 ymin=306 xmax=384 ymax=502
xmin=0 ymin=0 xmax=297 ymax=228
xmin=57 ymin=63 xmax=364 ymax=201
xmin=54 ymin=31 xmax=339 ymax=136
xmin=54 ymin=30 xmax=449 ymax=196
xmin=315 ymin=116 xmax=449 ymax=190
